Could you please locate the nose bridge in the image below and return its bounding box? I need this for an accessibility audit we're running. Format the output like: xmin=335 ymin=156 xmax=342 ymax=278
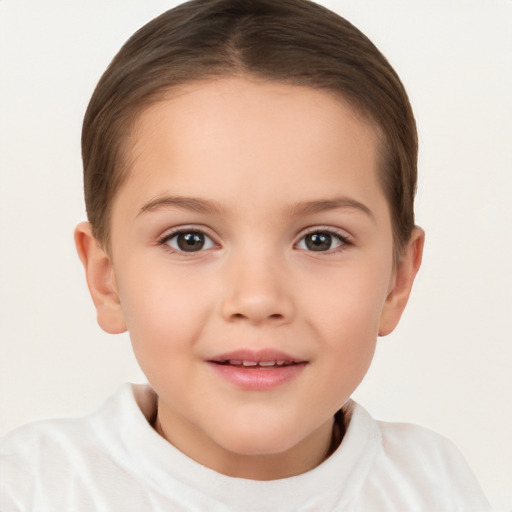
xmin=220 ymin=241 xmax=294 ymax=324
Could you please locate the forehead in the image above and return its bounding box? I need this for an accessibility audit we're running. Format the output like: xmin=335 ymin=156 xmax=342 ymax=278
xmin=117 ymin=77 xmax=386 ymax=218
xmin=133 ymin=77 xmax=379 ymax=156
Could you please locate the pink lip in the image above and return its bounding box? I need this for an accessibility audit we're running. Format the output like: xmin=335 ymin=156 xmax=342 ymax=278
xmin=207 ymin=349 xmax=307 ymax=391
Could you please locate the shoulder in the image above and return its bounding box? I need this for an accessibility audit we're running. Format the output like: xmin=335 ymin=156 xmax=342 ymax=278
xmin=345 ymin=401 xmax=472 ymax=469
xmin=0 ymin=384 xmax=155 ymax=509
xmin=0 ymin=413 xmax=102 ymax=466
xmin=377 ymin=416 xmax=463 ymax=458
xmin=0 ymin=383 xmax=152 ymax=464
xmin=0 ymin=414 xmax=96 ymax=509
xmin=375 ymin=417 xmax=476 ymax=480
xmin=343 ymin=401 xmax=491 ymax=511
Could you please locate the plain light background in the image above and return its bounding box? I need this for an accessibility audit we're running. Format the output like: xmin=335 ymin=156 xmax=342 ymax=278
xmin=1 ymin=0 xmax=511 ymax=510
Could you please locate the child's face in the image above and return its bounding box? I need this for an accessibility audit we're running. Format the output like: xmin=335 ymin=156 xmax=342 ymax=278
xmin=77 ymin=77 xmax=422 ymax=478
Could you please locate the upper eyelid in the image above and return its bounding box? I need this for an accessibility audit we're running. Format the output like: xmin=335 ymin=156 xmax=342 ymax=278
xmin=296 ymin=225 xmax=352 ymax=241
xmin=158 ymin=225 xmax=217 ymax=242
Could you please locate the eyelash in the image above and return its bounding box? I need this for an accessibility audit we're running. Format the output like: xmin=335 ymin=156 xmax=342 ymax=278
xmin=297 ymin=228 xmax=352 ymax=254
xmin=157 ymin=227 xmax=217 ymax=255
xmin=157 ymin=227 xmax=352 ymax=255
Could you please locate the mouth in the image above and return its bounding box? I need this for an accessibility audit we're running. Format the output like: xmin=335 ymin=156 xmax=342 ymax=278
xmin=208 ymin=349 xmax=307 ymax=368
xmin=207 ymin=350 xmax=307 ymax=390
xmin=211 ymin=359 xmax=301 ymax=368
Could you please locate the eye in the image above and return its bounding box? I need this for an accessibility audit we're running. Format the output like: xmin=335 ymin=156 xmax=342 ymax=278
xmin=296 ymin=231 xmax=347 ymax=252
xmin=162 ymin=230 xmax=216 ymax=253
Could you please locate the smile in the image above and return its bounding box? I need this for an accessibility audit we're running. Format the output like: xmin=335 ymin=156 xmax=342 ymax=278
xmin=215 ymin=360 xmax=298 ymax=368
xmin=207 ymin=350 xmax=307 ymax=390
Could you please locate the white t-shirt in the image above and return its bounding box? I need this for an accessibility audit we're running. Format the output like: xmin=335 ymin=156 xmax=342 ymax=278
xmin=0 ymin=384 xmax=490 ymax=511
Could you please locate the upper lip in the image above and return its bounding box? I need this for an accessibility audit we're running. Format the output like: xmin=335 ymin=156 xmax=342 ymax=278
xmin=208 ymin=349 xmax=306 ymax=365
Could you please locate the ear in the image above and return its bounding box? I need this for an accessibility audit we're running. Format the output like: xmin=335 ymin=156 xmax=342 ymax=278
xmin=378 ymin=227 xmax=425 ymax=336
xmin=74 ymin=222 xmax=127 ymax=334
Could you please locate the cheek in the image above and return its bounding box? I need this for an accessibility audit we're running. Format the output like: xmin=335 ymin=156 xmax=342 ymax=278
xmin=302 ymin=258 xmax=391 ymax=334
xmin=115 ymin=258 xmax=213 ymax=362
xmin=299 ymin=257 xmax=391 ymax=379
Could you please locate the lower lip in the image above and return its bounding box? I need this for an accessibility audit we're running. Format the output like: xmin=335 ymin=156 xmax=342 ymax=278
xmin=207 ymin=362 xmax=307 ymax=391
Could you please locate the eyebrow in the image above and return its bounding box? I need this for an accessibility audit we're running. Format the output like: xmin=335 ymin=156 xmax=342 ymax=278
xmin=139 ymin=196 xmax=225 ymax=215
xmin=138 ymin=195 xmax=374 ymax=220
xmin=288 ymin=197 xmax=375 ymax=220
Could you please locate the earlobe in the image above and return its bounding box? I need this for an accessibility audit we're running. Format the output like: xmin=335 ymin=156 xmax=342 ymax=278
xmin=74 ymin=222 xmax=127 ymax=334
xmin=378 ymin=227 xmax=425 ymax=336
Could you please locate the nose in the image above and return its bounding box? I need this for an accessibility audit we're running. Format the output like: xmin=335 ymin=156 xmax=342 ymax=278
xmin=220 ymin=250 xmax=295 ymax=325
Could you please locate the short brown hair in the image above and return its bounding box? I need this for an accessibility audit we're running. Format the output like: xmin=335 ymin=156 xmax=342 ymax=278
xmin=82 ymin=0 xmax=417 ymax=256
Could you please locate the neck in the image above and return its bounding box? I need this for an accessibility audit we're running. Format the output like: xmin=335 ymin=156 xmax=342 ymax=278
xmin=153 ymin=409 xmax=344 ymax=480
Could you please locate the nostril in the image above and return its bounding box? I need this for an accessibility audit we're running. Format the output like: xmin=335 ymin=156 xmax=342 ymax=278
xmin=222 ymin=295 xmax=293 ymax=324
xmin=229 ymin=312 xmax=284 ymax=322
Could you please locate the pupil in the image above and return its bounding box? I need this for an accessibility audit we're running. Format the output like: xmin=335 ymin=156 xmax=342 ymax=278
xmin=178 ymin=232 xmax=204 ymax=252
xmin=306 ymin=232 xmax=332 ymax=251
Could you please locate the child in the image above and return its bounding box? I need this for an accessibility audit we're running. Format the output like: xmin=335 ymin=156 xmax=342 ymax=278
xmin=0 ymin=0 xmax=491 ymax=510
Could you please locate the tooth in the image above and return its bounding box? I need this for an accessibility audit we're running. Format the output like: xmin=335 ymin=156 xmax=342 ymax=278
xmin=258 ymin=361 xmax=275 ymax=367
xmin=242 ymin=361 xmax=258 ymax=367
xmin=229 ymin=360 xmax=242 ymax=365
xmin=276 ymin=361 xmax=286 ymax=365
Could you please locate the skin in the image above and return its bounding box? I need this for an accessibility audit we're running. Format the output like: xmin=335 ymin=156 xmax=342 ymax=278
xmin=75 ymin=77 xmax=424 ymax=480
